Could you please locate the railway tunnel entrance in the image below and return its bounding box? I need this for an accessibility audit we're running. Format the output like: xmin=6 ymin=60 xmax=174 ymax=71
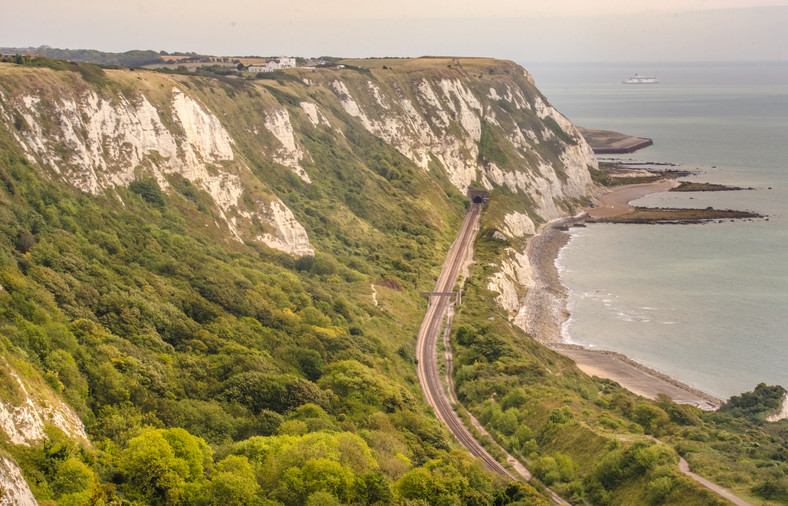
xmin=467 ymin=189 xmax=489 ymax=204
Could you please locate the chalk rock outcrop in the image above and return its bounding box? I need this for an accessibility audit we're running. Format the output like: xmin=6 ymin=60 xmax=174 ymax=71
xmin=0 ymin=360 xmax=88 ymax=446
xmin=0 ymin=74 xmax=312 ymax=256
xmin=0 ymin=455 xmax=37 ymax=506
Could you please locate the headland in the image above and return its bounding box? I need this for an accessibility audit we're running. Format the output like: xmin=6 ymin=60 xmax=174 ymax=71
xmin=577 ymin=126 xmax=653 ymax=154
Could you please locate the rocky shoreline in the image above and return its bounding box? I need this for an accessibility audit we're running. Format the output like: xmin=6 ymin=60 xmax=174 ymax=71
xmin=515 ymin=182 xmax=727 ymax=409
xmin=513 ymin=225 xmax=570 ymax=344
xmin=589 ymin=207 xmax=763 ymax=225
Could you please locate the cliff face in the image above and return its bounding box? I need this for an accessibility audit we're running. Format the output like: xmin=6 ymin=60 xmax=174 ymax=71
xmin=0 ymin=67 xmax=314 ymax=256
xmin=0 ymin=355 xmax=89 ymax=504
xmin=313 ymin=60 xmax=596 ymax=218
xmin=0 ymin=351 xmax=88 ymax=444
xmin=0 ymin=59 xmax=595 ymax=260
xmin=0 ymin=455 xmax=37 ymax=506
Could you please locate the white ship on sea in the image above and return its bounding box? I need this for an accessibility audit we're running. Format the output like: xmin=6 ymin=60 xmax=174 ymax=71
xmin=623 ymin=73 xmax=658 ymax=84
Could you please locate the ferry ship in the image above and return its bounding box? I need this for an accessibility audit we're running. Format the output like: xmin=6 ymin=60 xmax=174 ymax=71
xmin=623 ymin=74 xmax=658 ymax=84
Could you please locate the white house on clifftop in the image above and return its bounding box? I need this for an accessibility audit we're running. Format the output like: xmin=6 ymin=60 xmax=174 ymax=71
xmin=248 ymin=57 xmax=297 ymax=72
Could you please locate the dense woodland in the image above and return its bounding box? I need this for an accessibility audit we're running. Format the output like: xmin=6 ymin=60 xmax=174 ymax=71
xmin=0 ymin=58 xmax=786 ymax=505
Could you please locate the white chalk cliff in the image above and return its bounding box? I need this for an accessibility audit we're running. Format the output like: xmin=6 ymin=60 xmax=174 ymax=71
xmin=264 ymin=108 xmax=312 ymax=183
xmin=0 ymin=75 xmax=313 ymax=256
xmin=487 ymin=247 xmax=533 ymax=313
xmin=0 ymin=358 xmax=89 ymax=506
xmin=0 ymin=455 xmax=37 ymax=506
xmin=323 ymin=73 xmax=596 ymax=215
xmin=0 ymin=59 xmax=597 ymax=305
xmin=0 ymin=360 xmax=88 ymax=446
xmin=256 ymin=198 xmax=314 ymax=257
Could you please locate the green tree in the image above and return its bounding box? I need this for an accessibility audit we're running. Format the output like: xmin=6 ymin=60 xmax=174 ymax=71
xmin=310 ymin=254 xmax=338 ymax=276
xmin=15 ymin=230 xmax=35 ymax=253
xmin=721 ymin=383 xmax=787 ymax=420
xmin=319 ymin=360 xmax=407 ymax=413
xmin=202 ymin=455 xmax=259 ymax=505
xmin=119 ymin=428 xmax=211 ymax=504
xmin=533 ymin=456 xmax=560 ymax=485
xmin=493 ymin=407 xmax=519 ymax=435
xmin=633 ymin=403 xmax=670 ymax=434
xmin=282 ymin=458 xmax=355 ymax=503
xmin=129 ymin=177 xmax=165 ymax=206
xmin=355 ymin=472 xmax=393 ymax=504
xmin=396 ymin=467 xmax=443 ymax=503
xmin=51 ymin=457 xmax=94 ymax=498
xmin=222 ymin=372 xmax=328 ymax=414
xmin=454 ymin=324 xmax=476 ymax=346
xmin=162 ymin=427 xmax=213 ymax=480
xmin=294 ymin=255 xmax=315 ymax=272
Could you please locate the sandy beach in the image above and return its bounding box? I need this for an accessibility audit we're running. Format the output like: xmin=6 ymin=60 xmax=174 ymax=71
xmin=518 ymin=180 xmax=722 ymax=409
xmin=586 ymin=179 xmax=679 ymax=218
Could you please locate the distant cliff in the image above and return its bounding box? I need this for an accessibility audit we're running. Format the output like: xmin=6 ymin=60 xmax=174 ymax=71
xmin=0 ymin=58 xmax=595 ymax=255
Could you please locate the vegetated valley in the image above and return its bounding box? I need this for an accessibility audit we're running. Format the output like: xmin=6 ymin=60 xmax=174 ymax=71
xmin=0 ymin=55 xmax=785 ymax=505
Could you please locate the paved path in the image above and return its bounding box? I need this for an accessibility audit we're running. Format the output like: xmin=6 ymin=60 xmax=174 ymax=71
xmin=678 ymin=457 xmax=752 ymax=505
xmin=644 ymin=436 xmax=752 ymax=505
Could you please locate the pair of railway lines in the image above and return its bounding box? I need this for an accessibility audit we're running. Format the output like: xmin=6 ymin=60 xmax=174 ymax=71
xmin=414 ymin=203 xmax=568 ymax=505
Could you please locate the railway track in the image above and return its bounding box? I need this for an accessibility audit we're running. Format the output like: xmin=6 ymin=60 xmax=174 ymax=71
xmin=414 ymin=204 xmax=517 ymax=476
xmin=415 ymin=203 xmax=569 ymax=505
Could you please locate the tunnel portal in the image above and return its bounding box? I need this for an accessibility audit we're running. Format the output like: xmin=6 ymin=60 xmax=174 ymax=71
xmin=467 ymin=189 xmax=489 ymax=204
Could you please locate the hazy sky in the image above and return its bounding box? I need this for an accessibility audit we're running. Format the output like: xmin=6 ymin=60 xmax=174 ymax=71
xmin=5 ymin=1 xmax=788 ymax=62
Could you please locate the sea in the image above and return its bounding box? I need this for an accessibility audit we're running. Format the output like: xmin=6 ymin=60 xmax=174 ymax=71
xmin=523 ymin=61 xmax=788 ymax=400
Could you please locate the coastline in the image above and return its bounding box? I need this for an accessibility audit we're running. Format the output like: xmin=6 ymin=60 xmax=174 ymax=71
xmin=516 ymin=181 xmax=723 ymax=410
xmin=586 ymin=179 xmax=679 ymax=218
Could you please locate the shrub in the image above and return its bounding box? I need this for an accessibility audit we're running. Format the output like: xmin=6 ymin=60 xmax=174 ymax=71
xmin=129 ymin=177 xmax=165 ymax=206
xmin=646 ymin=476 xmax=673 ymax=504
xmin=548 ymin=406 xmax=573 ymax=425
xmin=721 ymin=383 xmax=786 ymax=421
xmin=533 ymin=456 xmax=560 ymax=485
xmin=222 ymin=372 xmax=328 ymax=414
xmin=752 ymin=477 xmax=788 ymax=501
xmin=633 ymin=403 xmax=670 ymax=434
xmin=454 ymin=324 xmax=476 ymax=346
xmin=310 ymin=254 xmax=338 ymax=276
xmin=15 ymin=230 xmax=35 ymax=253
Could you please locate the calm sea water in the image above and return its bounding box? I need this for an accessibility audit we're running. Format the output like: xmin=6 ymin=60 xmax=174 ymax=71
xmin=524 ymin=62 xmax=788 ymax=400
